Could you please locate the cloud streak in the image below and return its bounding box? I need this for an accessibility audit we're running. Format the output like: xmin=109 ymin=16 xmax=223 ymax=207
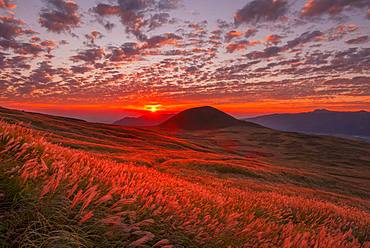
xmin=39 ymin=0 xmax=80 ymax=33
xmin=92 ymin=0 xmax=181 ymax=40
xmin=301 ymin=0 xmax=370 ymax=17
xmin=235 ymin=0 xmax=288 ymax=25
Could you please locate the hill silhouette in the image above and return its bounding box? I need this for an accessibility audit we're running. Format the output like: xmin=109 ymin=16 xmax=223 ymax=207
xmin=160 ymin=106 xmax=255 ymax=130
xmin=247 ymin=109 xmax=370 ymax=138
xmin=113 ymin=113 xmax=173 ymax=127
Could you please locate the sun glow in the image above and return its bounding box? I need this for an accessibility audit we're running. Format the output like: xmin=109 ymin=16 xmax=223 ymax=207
xmin=145 ymin=104 xmax=162 ymax=113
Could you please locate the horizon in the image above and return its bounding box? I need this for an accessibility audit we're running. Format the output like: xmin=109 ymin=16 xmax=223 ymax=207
xmin=1 ymin=105 xmax=369 ymax=124
xmin=0 ymin=0 xmax=369 ymax=122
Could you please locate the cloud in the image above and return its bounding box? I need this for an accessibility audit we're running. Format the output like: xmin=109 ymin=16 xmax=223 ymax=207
xmin=70 ymin=65 xmax=92 ymax=74
xmin=0 ymin=0 xmax=16 ymax=9
xmin=118 ymin=42 xmax=142 ymax=57
xmin=245 ymin=28 xmax=258 ymax=38
xmin=85 ymin=31 xmax=103 ymax=45
xmin=0 ymin=53 xmax=32 ymax=70
xmin=39 ymin=0 xmax=80 ymax=33
xmin=28 ymin=61 xmax=54 ymax=85
xmin=265 ymin=34 xmax=283 ymax=45
xmin=0 ymin=15 xmax=53 ymax=58
xmin=186 ymin=21 xmax=207 ymax=37
xmin=147 ymin=13 xmax=175 ymax=31
xmin=92 ymin=0 xmax=181 ymax=40
xmin=158 ymin=0 xmax=181 ymax=9
xmin=330 ymin=48 xmax=370 ymax=73
xmin=12 ymin=42 xmax=44 ymax=56
xmin=285 ymin=30 xmax=323 ymax=49
xmin=108 ymin=47 xmax=131 ymax=62
xmin=0 ymin=16 xmax=28 ymax=40
xmin=144 ymin=33 xmax=181 ymax=48
xmin=295 ymin=48 xmax=370 ymax=76
xmin=226 ymin=41 xmax=248 ymax=53
xmin=326 ymin=24 xmax=358 ymax=41
xmin=345 ymin=35 xmax=369 ymax=45
xmin=246 ymin=46 xmax=282 ymax=59
xmin=107 ymin=42 xmax=145 ymax=63
xmin=105 ymin=33 xmax=181 ymax=62
xmin=226 ymin=40 xmax=261 ymax=53
xmin=303 ymin=50 xmax=330 ymax=65
xmin=301 ymin=0 xmax=370 ymax=17
xmin=40 ymin=40 xmax=57 ymax=53
xmin=93 ymin=4 xmax=120 ymax=16
xmin=321 ymin=76 xmax=370 ymax=96
xmin=71 ymin=47 xmax=105 ymax=63
xmin=225 ymin=30 xmax=243 ymax=42
xmin=244 ymin=30 xmax=323 ymax=60
xmin=235 ymin=0 xmax=288 ymax=25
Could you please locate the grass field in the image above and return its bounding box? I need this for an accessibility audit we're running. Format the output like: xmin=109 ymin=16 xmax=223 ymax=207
xmin=0 ymin=107 xmax=370 ymax=247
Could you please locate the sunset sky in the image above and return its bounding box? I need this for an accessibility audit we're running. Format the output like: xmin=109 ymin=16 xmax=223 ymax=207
xmin=0 ymin=0 xmax=369 ymax=122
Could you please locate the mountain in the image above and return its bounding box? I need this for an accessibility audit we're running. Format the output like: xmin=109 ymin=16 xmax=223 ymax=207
xmin=113 ymin=113 xmax=174 ymax=127
xmin=160 ymin=106 xmax=257 ymax=130
xmin=247 ymin=109 xmax=370 ymax=138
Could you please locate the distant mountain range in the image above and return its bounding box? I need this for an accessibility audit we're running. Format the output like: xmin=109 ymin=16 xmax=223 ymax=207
xmin=113 ymin=108 xmax=370 ymax=139
xmin=113 ymin=106 xmax=260 ymax=130
xmin=247 ymin=109 xmax=370 ymax=138
xmin=160 ymin=106 xmax=260 ymax=130
xmin=113 ymin=113 xmax=174 ymax=127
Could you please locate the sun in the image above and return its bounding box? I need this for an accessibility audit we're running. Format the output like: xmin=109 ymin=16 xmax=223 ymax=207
xmin=149 ymin=106 xmax=158 ymax=112
xmin=145 ymin=104 xmax=162 ymax=113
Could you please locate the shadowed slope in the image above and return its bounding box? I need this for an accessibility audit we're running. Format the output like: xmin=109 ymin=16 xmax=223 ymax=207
xmin=160 ymin=106 xmax=257 ymax=130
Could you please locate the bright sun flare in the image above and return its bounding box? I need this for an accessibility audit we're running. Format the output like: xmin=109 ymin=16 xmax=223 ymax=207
xmin=145 ymin=105 xmax=161 ymax=113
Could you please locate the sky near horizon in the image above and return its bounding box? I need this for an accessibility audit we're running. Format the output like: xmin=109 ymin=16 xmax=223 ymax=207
xmin=0 ymin=0 xmax=370 ymax=122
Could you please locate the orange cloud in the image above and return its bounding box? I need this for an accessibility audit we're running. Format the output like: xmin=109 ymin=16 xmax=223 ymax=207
xmin=226 ymin=40 xmax=261 ymax=53
xmin=0 ymin=0 xmax=16 ymax=9
xmin=265 ymin=34 xmax=282 ymax=45
xmin=225 ymin=30 xmax=243 ymax=41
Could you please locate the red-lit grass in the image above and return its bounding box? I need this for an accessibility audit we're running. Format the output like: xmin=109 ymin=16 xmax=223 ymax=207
xmin=1 ymin=121 xmax=370 ymax=247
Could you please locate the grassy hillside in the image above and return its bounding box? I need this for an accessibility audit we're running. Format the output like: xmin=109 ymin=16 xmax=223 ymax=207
xmin=0 ymin=107 xmax=370 ymax=247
